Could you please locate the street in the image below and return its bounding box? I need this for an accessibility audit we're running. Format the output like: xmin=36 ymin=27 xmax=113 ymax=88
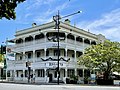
xmin=0 ymin=83 xmax=119 ymax=90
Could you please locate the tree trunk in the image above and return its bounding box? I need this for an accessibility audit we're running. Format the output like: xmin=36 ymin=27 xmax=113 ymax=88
xmin=103 ymin=71 xmax=110 ymax=80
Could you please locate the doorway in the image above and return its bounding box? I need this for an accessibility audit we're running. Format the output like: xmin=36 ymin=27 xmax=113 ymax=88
xmin=48 ymin=73 xmax=52 ymax=82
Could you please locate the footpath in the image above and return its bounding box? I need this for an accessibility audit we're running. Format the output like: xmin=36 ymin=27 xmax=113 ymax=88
xmin=0 ymin=80 xmax=120 ymax=86
xmin=0 ymin=80 xmax=64 ymax=85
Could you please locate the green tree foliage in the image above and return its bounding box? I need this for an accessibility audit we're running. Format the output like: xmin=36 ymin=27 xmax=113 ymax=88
xmin=0 ymin=0 xmax=25 ymax=20
xmin=0 ymin=54 xmax=4 ymax=62
xmin=78 ymin=40 xmax=120 ymax=80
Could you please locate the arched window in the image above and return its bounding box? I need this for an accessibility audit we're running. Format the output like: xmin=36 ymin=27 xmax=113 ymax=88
xmin=16 ymin=38 xmax=23 ymax=44
xmin=67 ymin=34 xmax=75 ymax=40
xmin=91 ymin=41 xmax=97 ymax=45
xmin=76 ymin=36 xmax=83 ymax=42
xmin=77 ymin=52 xmax=83 ymax=57
xmin=59 ymin=32 xmax=65 ymax=40
xmin=25 ymin=36 xmax=33 ymax=42
xmin=84 ymin=39 xmax=90 ymax=44
xmin=35 ymin=33 xmax=44 ymax=40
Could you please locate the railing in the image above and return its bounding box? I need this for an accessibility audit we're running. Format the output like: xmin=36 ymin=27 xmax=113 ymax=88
xmin=35 ymin=57 xmax=44 ymax=62
xmin=25 ymin=41 xmax=33 ymax=46
xmin=40 ymin=56 xmax=76 ymax=62
xmin=67 ymin=39 xmax=75 ymax=44
xmin=15 ymin=43 xmax=24 ymax=48
xmin=7 ymin=60 xmax=15 ymax=64
xmin=34 ymin=56 xmax=79 ymax=62
xmin=14 ymin=38 xmax=91 ymax=49
xmin=76 ymin=42 xmax=83 ymax=47
xmin=84 ymin=43 xmax=91 ymax=49
xmin=34 ymin=39 xmax=45 ymax=44
xmin=14 ymin=60 xmax=26 ymax=64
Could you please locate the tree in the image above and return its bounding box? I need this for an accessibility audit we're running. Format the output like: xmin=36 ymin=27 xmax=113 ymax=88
xmin=0 ymin=0 xmax=25 ymax=20
xmin=0 ymin=54 xmax=4 ymax=62
xmin=78 ymin=40 xmax=120 ymax=80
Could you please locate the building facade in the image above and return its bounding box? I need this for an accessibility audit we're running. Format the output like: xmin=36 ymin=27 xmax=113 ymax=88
xmin=7 ymin=20 xmax=106 ymax=83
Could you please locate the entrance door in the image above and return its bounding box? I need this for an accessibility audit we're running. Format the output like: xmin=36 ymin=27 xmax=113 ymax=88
xmin=48 ymin=73 xmax=52 ymax=82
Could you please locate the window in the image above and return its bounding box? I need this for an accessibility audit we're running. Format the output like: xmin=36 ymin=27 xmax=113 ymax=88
xmin=54 ymin=50 xmax=60 ymax=56
xmin=36 ymin=51 xmax=41 ymax=57
xmin=7 ymin=71 xmax=10 ymax=77
xmin=84 ymin=70 xmax=90 ymax=77
xmin=67 ymin=69 xmax=74 ymax=77
xmin=77 ymin=69 xmax=83 ymax=77
xmin=77 ymin=52 xmax=83 ymax=57
xmin=16 ymin=70 xmax=19 ymax=77
xmin=54 ymin=71 xmax=57 ymax=78
xmin=46 ymin=50 xmax=49 ymax=56
xmin=28 ymin=53 xmax=31 ymax=59
xmin=37 ymin=69 xmax=45 ymax=77
xmin=84 ymin=39 xmax=90 ymax=44
xmin=54 ymin=50 xmax=58 ymax=56
xmin=20 ymin=56 xmax=22 ymax=60
xmin=67 ymin=34 xmax=75 ymax=40
xmin=63 ymin=69 xmax=65 ymax=77
xmin=64 ymin=50 xmax=65 ymax=56
xmin=25 ymin=70 xmax=28 ymax=77
xmin=72 ymin=54 xmax=74 ymax=58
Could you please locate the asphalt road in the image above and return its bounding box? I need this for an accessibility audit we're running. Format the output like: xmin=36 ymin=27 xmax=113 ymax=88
xmin=0 ymin=83 xmax=120 ymax=90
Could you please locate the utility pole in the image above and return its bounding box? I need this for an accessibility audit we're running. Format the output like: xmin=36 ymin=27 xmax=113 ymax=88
xmin=53 ymin=10 xmax=60 ymax=85
xmin=53 ymin=10 xmax=82 ymax=85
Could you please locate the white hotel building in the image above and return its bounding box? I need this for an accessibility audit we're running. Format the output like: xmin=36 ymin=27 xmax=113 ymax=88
xmin=7 ymin=19 xmax=106 ymax=83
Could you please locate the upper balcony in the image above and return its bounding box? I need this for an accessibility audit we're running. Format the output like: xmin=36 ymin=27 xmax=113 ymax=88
xmin=14 ymin=32 xmax=97 ymax=51
xmin=7 ymin=48 xmax=83 ymax=69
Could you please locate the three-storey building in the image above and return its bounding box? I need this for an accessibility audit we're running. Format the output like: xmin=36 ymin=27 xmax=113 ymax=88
xmin=7 ymin=20 xmax=106 ymax=83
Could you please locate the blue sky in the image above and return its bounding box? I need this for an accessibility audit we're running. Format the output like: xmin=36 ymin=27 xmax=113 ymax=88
xmin=0 ymin=0 xmax=120 ymax=44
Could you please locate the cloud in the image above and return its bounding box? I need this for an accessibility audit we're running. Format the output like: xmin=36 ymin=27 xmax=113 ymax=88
xmin=26 ymin=0 xmax=55 ymax=10
xmin=33 ymin=1 xmax=70 ymax=24
xmin=15 ymin=0 xmax=56 ymax=25
xmin=16 ymin=0 xmax=70 ymax=25
xmin=77 ymin=8 xmax=120 ymax=42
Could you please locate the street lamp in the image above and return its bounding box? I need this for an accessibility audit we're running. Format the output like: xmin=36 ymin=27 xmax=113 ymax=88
xmin=53 ymin=10 xmax=82 ymax=85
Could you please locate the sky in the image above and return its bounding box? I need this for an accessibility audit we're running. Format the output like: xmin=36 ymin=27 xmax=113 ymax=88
xmin=0 ymin=0 xmax=120 ymax=45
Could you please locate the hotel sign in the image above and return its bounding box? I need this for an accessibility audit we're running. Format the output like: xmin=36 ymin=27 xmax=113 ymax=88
xmin=46 ymin=62 xmax=65 ymax=68
xmin=46 ymin=43 xmax=66 ymax=48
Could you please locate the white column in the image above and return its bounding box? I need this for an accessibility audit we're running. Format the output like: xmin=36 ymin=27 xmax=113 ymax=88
xmin=44 ymin=32 xmax=47 ymax=43
xmin=75 ymin=68 xmax=77 ymax=76
xmin=44 ymin=68 xmax=47 ymax=83
xmin=65 ymin=48 xmax=67 ymax=59
xmin=64 ymin=68 xmax=68 ymax=84
xmin=65 ymin=68 xmax=67 ymax=78
xmin=23 ymin=69 xmax=25 ymax=81
xmin=10 ymin=70 xmax=12 ymax=78
xmin=14 ymin=70 xmax=16 ymax=81
xmin=65 ymin=33 xmax=67 ymax=43
xmin=44 ymin=48 xmax=46 ymax=59
xmin=74 ymin=50 xmax=77 ymax=76
xmin=33 ymin=69 xmax=35 ymax=74
xmin=23 ymin=69 xmax=25 ymax=77
xmin=23 ymin=37 xmax=25 ymax=47
xmin=23 ymin=51 xmax=26 ymax=61
xmin=82 ymin=38 xmax=84 ymax=54
xmin=74 ymin=50 xmax=76 ymax=61
xmin=82 ymin=38 xmax=85 ymax=82
xmin=83 ymin=68 xmax=85 ymax=80
xmin=33 ymin=35 xmax=35 ymax=45
xmin=6 ymin=69 xmax=8 ymax=81
xmin=90 ymin=40 xmax=91 ymax=45
xmin=75 ymin=36 xmax=76 ymax=48
xmin=33 ymin=50 xmax=35 ymax=63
